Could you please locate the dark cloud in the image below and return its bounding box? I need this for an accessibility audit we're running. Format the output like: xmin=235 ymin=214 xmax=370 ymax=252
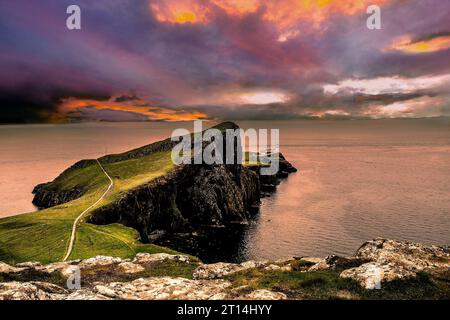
xmin=69 ymin=106 xmax=148 ymax=122
xmin=114 ymin=95 xmax=140 ymax=103
xmin=0 ymin=85 xmax=110 ymax=123
xmin=0 ymin=0 xmax=449 ymax=122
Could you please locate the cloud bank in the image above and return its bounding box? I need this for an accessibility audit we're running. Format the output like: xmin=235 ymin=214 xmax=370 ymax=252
xmin=0 ymin=0 xmax=449 ymax=123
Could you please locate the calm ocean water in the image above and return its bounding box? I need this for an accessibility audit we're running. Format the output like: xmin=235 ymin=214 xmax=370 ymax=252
xmin=0 ymin=119 xmax=449 ymax=259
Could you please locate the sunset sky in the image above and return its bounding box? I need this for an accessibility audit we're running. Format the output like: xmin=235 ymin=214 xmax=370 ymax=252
xmin=1 ymin=0 xmax=450 ymax=123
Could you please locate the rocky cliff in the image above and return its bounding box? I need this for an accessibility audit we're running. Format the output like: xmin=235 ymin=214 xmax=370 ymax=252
xmin=31 ymin=122 xmax=297 ymax=259
xmin=32 ymin=158 xmax=98 ymax=209
xmin=88 ymin=163 xmax=262 ymax=243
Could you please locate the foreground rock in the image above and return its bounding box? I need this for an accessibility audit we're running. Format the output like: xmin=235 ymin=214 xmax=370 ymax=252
xmin=0 ymin=262 xmax=26 ymax=274
xmin=301 ymin=238 xmax=449 ymax=291
xmin=1 ymin=239 xmax=448 ymax=299
xmin=339 ymin=239 xmax=450 ymax=289
xmin=0 ymin=282 xmax=68 ymax=300
xmin=93 ymin=277 xmax=231 ymax=300
xmin=0 ymin=253 xmax=287 ymax=300
xmin=193 ymin=260 xmax=292 ymax=280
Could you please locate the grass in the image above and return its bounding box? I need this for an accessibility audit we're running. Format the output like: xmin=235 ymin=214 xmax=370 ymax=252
xmin=226 ymin=268 xmax=360 ymax=299
xmin=225 ymin=268 xmax=450 ymax=300
xmin=0 ymin=150 xmax=177 ymax=265
xmin=71 ymin=223 xmax=179 ymax=260
xmin=134 ymin=260 xmax=199 ymax=280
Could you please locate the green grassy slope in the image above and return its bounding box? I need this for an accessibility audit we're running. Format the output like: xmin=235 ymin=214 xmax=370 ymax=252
xmin=0 ymin=150 xmax=177 ymax=264
xmin=0 ymin=122 xmax=261 ymax=265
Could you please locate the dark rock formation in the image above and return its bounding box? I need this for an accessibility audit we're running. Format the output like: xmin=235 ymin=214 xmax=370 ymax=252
xmin=278 ymin=153 xmax=298 ymax=174
xmin=32 ymin=183 xmax=84 ymax=209
xmin=88 ymin=163 xmax=261 ymax=243
xmin=32 ymin=159 xmax=97 ymax=209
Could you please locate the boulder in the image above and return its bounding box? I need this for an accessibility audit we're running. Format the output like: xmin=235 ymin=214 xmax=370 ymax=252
xmin=193 ymin=258 xmax=295 ymax=280
xmin=0 ymin=282 xmax=67 ymax=300
xmin=132 ymin=253 xmax=190 ymax=264
xmin=339 ymin=239 xmax=450 ymax=289
xmin=78 ymin=256 xmax=123 ymax=270
xmin=15 ymin=262 xmax=42 ymax=268
xmin=116 ymin=262 xmax=145 ymax=274
xmin=355 ymin=238 xmax=449 ymax=273
xmin=241 ymin=289 xmax=287 ymax=300
xmin=0 ymin=262 xmax=26 ymax=274
xmin=193 ymin=260 xmax=267 ymax=280
xmin=59 ymin=290 xmax=110 ymax=300
xmin=38 ymin=262 xmax=75 ymax=277
xmin=340 ymin=262 xmax=416 ymax=289
xmin=93 ymin=277 xmax=231 ymax=300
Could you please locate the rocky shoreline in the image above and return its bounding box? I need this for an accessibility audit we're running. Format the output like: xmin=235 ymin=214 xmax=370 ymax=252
xmin=1 ymin=239 xmax=448 ymax=300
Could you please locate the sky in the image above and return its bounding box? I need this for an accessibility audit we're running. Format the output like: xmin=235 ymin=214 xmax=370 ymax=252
xmin=1 ymin=0 xmax=450 ymax=123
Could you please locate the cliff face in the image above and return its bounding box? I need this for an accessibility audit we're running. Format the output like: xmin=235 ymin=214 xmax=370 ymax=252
xmin=88 ymin=163 xmax=261 ymax=242
xmin=32 ymin=183 xmax=84 ymax=209
xmin=32 ymin=159 xmax=97 ymax=209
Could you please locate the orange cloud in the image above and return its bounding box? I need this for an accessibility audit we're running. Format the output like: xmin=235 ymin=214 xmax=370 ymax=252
xmin=59 ymin=97 xmax=207 ymax=122
xmin=150 ymin=0 xmax=388 ymax=31
xmin=263 ymin=0 xmax=388 ymax=30
xmin=150 ymin=0 xmax=210 ymax=24
xmin=388 ymin=34 xmax=450 ymax=54
xmin=211 ymin=0 xmax=259 ymax=16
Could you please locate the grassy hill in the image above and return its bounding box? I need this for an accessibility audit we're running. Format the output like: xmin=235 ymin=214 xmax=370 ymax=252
xmin=0 ymin=122 xmax=255 ymax=264
xmin=0 ymin=148 xmax=180 ymax=264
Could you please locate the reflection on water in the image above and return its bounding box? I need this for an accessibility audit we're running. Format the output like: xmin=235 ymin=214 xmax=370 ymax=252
xmin=238 ymin=119 xmax=450 ymax=260
xmin=0 ymin=119 xmax=449 ymax=261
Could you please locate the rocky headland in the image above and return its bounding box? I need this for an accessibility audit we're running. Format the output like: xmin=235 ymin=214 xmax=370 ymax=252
xmin=30 ymin=122 xmax=297 ymax=261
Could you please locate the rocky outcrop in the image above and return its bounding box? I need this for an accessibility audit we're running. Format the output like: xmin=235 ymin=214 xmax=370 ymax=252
xmin=132 ymin=252 xmax=191 ymax=264
xmin=0 ymin=262 xmax=26 ymax=274
xmin=193 ymin=260 xmax=292 ymax=280
xmin=0 ymin=253 xmax=287 ymax=300
xmin=93 ymin=277 xmax=232 ymax=300
xmin=0 ymin=282 xmax=68 ymax=300
xmin=32 ymin=159 xmax=97 ymax=209
xmin=339 ymin=239 xmax=450 ymax=289
xmin=32 ymin=183 xmax=85 ymax=209
xmin=0 ymin=278 xmax=288 ymax=301
xmin=0 ymin=239 xmax=449 ymax=300
xmin=88 ymin=163 xmax=262 ymax=243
